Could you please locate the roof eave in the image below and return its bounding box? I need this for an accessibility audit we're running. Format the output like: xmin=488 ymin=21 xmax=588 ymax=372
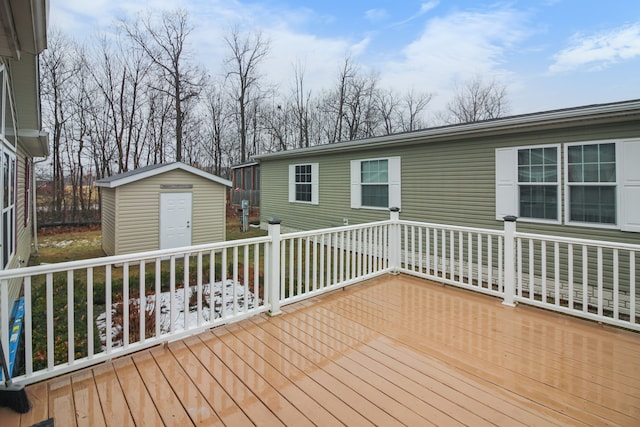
xmin=255 ymin=99 xmax=640 ymax=161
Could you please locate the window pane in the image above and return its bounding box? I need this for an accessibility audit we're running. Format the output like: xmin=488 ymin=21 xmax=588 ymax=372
xmin=361 ymin=160 xmax=388 ymax=183
xmin=295 ymin=183 xmax=311 ymax=202
xmin=583 ymin=144 xmax=599 ymax=163
xmin=568 ymin=145 xmax=582 ymax=164
xmin=569 ymin=185 xmax=616 ymax=224
xmin=518 ymin=147 xmax=557 ymax=183
xmin=600 ymin=143 xmax=616 ymax=162
xmin=583 ymin=163 xmax=599 ymax=182
xmin=362 ymin=184 xmax=388 ymax=208
xmin=519 ymin=185 xmax=557 ymax=220
xmin=600 ymin=162 xmax=616 ymax=182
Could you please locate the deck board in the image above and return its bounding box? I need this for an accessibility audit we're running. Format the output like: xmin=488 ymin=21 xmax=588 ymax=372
xmin=3 ymin=274 xmax=640 ymax=426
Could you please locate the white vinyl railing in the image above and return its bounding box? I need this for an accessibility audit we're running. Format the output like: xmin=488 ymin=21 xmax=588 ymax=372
xmin=278 ymin=221 xmax=390 ymax=307
xmin=1 ymin=210 xmax=638 ymax=385
xmin=0 ymin=236 xmax=270 ymax=385
xmin=396 ymin=220 xmax=505 ymax=299
xmin=514 ymin=232 xmax=639 ymax=330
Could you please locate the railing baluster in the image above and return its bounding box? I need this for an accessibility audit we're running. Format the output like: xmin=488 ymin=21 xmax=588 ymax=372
xmin=313 ymin=235 xmax=318 ymax=291
xmin=529 ymin=240 xmax=535 ymax=301
xmin=488 ymin=235 xmax=493 ymax=290
xmin=185 ymin=254 xmax=191 ymax=328
xmin=254 ymin=243 xmax=260 ymax=310
xmin=425 ymin=228 xmax=431 ymax=275
xmin=304 ymin=238 xmax=310 ymax=293
xmin=568 ymin=244 xmax=574 ymax=310
xmin=139 ymin=261 xmax=146 ymax=343
xmin=297 ymin=238 xmax=302 ymax=296
xmin=339 ymin=231 xmax=345 ymax=283
xmin=196 ymin=253 xmax=202 ymax=326
xmin=467 ymin=232 xmax=472 ymax=285
xmin=478 ymin=233 xmax=484 ymax=289
xmin=24 ymin=276 xmax=32 ymax=376
xmin=554 ymin=242 xmax=560 ymax=306
xmin=209 ymin=251 xmax=215 ymax=322
xmin=105 ymin=267 xmax=112 ymax=355
xmin=221 ymin=249 xmax=227 ymax=320
xmin=320 ymin=234 xmax=325 ymax=289
xmin=46 ymin=273 xmax=54 ymax=370
xmin=123 ymin=263 xmax=129 ymax=347
xmin=498 ymin=236 xmax=503 ymax=292
xmin=541 ymin=241 xmax=547 ymax=304
xmin=516 ymin=238 xmax=522 ymax=296
xmin=155 ymin=258 xmax=161 ymax=337
xmin=170 ymin=256 xmax=176 ymax=331
xmin=582 ymin=245 xmax=588 ymax=313
xmin=630 ymin=251 xmax=636 ymax=324
xmin=87 ymin=268 xmax=94 ymax=358
xmin=458 ymin=231 xmax=463 ymax=284
xmin=449 ymin=230 xmax=455 ymax=281
xmin=289 ymin=239 xmax=294 ymax=298
xmin=597 ymin=247 xmax=603 ymax=317
xmin=613 ymin=249 xmax=619 ymax=320
xmin=441 ymin=229 xmax=446 ymax=278
xmin=334 ymin=232 xmax=339 ymax=283
xmin=232 ymin=247 xmax=238 ymax=316
xmin=67 ymin=270 xmax=74 ymax=364
xmin=244 ymin=245 xmax=249 ymax=313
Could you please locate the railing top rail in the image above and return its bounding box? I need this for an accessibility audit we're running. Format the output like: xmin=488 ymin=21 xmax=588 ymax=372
xmin=397 ymin=219 xmax=505 ymax=237
xmin=281 ymin=220 xmax=392 ymax=240
xmin=0 ymin=235 xmax=272 ymax=281
xmin=514 ymin=231 xmax=640 ymax=251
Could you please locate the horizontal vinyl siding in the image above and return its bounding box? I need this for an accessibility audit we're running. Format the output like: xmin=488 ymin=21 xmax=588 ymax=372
xmin=101 ymin=188 xmax=116 ymax=256
xmin=261 ymin=120 xmax=640 ymax=246
xmin=115 ymin=169 xmax=226 ymax=254
xmin=6 ymin=148 xmax=31 ymax=303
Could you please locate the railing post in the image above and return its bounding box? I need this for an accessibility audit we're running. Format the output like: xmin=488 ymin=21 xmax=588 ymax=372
xmin=388 ymin=207 xmax=401 ymax=274
xmin=267 ymin=218 xmax=282 ymax=316
xmin=502 ymin=215 xmax=517 ymax=307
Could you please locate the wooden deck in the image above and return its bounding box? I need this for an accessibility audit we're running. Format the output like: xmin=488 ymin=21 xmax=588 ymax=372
xmin=2 ymin=274 xmax=640 ymax=426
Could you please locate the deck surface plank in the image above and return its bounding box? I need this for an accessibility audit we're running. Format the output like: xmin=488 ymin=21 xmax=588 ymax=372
xmin=5 ymin=274 xmax=640 ymax=426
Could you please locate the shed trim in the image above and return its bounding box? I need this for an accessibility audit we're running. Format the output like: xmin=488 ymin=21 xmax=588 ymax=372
xmin=95 ymin=162 xmax=232 ymax=188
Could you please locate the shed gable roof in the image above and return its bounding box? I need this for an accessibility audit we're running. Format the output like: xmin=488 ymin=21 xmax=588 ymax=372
xmin=95 ymin=162 xmax=232 ymax=188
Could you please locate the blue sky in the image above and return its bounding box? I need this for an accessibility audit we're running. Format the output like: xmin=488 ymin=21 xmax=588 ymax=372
xmin=50 ymin=0 xmax=640 ymax=117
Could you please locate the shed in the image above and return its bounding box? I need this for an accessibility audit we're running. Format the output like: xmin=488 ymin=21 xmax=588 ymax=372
xmin=95 ymin=162 xmax=231 ymax=256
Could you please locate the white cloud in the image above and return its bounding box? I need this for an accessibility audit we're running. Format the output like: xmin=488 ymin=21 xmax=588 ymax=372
xmin=365 ymin=9 xmax=388 ymax=22
xmin=550 ymin=23 xmax=640 ymax=73
xmin=379 ymin=8 xmax=526 ymax=110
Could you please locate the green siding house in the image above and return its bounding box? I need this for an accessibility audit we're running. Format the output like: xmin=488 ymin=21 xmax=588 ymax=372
xmin=256 ymin=99 xmax=640 ymax=246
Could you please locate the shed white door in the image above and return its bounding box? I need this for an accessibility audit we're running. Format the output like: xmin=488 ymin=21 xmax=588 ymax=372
xmin=160 ymin=193 xmax=192 ymax=249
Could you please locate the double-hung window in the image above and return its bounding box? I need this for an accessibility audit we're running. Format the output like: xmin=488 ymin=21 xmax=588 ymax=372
xmin=350 ymin=157 xmax=401 ymax=209
xmin=0 ymin=67 xmax=17 ymax=268
xmin=496 ymin=145 xmax=560 ymax=223
xmin=566 ymin=142 xmax=616 ymax=225
xmin=497 ymin=139 xmax=640 ymax=232
xmin=288 ymin=163 xmax=318 ymax=204
xmin=517 ymin=146 xmax=559 ymax=221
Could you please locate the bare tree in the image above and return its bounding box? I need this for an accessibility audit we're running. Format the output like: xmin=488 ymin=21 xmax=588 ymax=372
xmin=40 ymin=29 xmax=82 ymax=221
xmin=121 ymin=9 xmax=206 ymax=162
xmin=224 ymin=28 xmax=270 ymax=162
xmin=445 ymin=75 xmax=509 ymax=123
xmin=291 ymin=60 xmax=311 ymax=148
xmin=399 ymin=89 xmax=433 ymax=132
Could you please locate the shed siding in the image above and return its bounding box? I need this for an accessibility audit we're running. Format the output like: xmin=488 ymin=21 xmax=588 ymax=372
xmin=101 ymin=188 xmax=116 ymax=256
xmin=114 ymin=169 xmax=226 ymax=255
xmin=261 ymin=121 xmax=640 ymax=246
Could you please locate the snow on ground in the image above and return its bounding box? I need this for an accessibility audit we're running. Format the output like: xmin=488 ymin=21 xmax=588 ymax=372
xmin=96 ymin=280 xmax=260 ymax=349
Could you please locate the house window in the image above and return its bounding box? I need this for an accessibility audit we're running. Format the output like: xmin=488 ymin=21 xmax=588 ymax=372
xmin=288 ymin=163 xmax=318 ymax=204
xmin=497 ymin=139 xmax=640 ymax=232
xmin=517 ymin=146 xmax=559 ymax=221
xmin=566 ymin=142 xmax=616 ymax=225
xmin=350 ymin=157 xmax=401 ymax=210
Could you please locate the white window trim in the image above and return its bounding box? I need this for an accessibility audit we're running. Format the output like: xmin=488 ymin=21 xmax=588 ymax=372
xmin=288 ymin=163 xmax=319 ymax=205
xmin=563 ymin=140 xmax=621 ymax=230
xmin=350 ymin=156 xmax=401 ymax=210
xmin=495 ymin=144 xmax=561 ymax=224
